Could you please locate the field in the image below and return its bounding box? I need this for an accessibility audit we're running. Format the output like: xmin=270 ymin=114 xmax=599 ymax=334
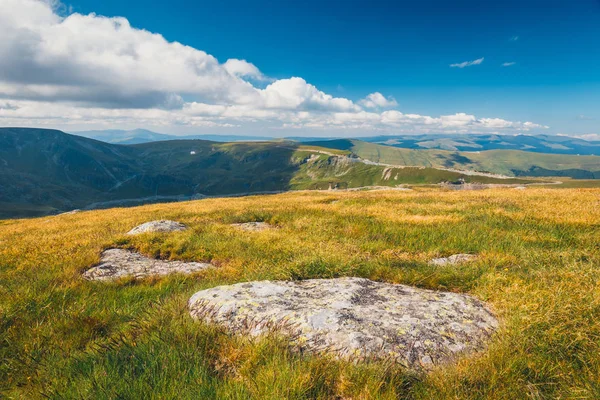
xmin=1 ymin=188 xmax=599 ymax=398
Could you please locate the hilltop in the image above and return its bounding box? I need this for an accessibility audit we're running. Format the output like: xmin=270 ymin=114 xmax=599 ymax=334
xmin=1 ymin=188 xmax=599 ymax=398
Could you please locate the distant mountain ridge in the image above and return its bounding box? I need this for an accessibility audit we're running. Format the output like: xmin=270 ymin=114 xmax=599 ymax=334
xmin=70 ymin=129 xmax=272 ymax=144
xmin=70 ymin=129 xmax=600 ymax=156
xmin=360 ymin=133 xmax=600 ymax=155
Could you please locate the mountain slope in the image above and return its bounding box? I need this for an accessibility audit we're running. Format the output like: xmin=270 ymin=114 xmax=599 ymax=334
xmin=0 ymin=128 xmax=532 ymax=218
xmin=307 ymin=139 xmax=600 ymax=178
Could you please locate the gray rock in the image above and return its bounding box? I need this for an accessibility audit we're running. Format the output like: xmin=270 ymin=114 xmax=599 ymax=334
xmin=83 ymin=249 xmax=213 ymax=281
xmin=188 ymin=277 xmax=497 ymax=369
xmin=57 ymin=209 xmax=81 ymax=216
xmin=127 ymin=220 xmax=187 ymax=235
xmin=231 ymin=222 xmax=273 ymax=232
xmin=429 ymin=254 xmax=477 ymax=266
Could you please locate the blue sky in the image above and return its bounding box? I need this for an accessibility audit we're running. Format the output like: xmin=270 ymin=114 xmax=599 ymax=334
xmin=0 ymin=0 xmax=599 ymax=137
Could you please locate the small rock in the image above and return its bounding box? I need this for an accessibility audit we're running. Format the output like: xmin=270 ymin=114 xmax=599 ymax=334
xmin=231 ymin=222 xmax=273 ymax=232
xmin=127 ymin=220 xmax=187 ymax=235
xmin=57 ymin=209 xmax=81 ymax=216
xmin=514 ymin=186 xmax=527 ymax=190
xmin=429 ymin=254 xmax=477 ymax=266
xmin=189 ymin=277 xmax=497 ymax=369
xmin=83 ymin=249 xmax=213 ymax=281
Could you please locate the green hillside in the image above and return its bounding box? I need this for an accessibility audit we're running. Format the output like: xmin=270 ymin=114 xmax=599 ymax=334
xmin=0 ymin=129 xmax=531 ymax=218
xmin=309 ymin=139 xmax=600 ymax=178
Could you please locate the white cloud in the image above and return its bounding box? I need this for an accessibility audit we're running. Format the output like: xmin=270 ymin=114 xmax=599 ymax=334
xmin=223 ymin=59 xmax=267 ymax=81
xmin=0 ymin=0 xmax=548 ymax=135
xmin=450 ymin=58 xmax=484 ymax=68
xmin=258 ymin=77 xmax=360 ymax=112
xmin=360 ymin=92 xmax=398 ymax=108
xmin=502 ymin=62 xmax=516 ymax=67
xmin=510 ymin=36 xmax=519 ymax=41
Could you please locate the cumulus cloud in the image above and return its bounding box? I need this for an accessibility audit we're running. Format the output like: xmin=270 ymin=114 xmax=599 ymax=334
xmin=223 ymin=59 xmax=267 ymax=81
xmin=0 ymin=0 xmax=548 ymax=135
xmin=259 ymin=78 xmax=360 ymax=112
xmin=360 ymin=92 xmax=398 ymax=108
xmin=450 ymin=58 xmax=485 ymax=68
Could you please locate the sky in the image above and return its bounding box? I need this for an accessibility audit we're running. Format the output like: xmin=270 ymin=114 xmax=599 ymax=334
xmin=0 ymin=0 xmax=599 ymax=138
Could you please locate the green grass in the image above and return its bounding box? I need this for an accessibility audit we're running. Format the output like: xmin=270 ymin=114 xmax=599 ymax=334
xmin=1 ymin=188 xmax=599 ymax=398
xmin=310 ymin=139 xmax=600 ymax=178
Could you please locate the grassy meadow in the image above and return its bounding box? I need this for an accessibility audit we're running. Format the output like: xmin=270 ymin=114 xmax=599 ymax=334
xmin=309 ymin=139 xmax=600 ymax=178
xmin=1 ymin=188 xmax=599 ymax=399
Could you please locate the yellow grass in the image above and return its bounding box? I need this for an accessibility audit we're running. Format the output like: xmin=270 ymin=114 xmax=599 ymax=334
xmin=1 ymin=187 xmax=599 ymax=398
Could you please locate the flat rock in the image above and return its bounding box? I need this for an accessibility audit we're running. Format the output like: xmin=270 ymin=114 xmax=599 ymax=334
xmin=83 ymin=249 xmax=213 ymax=281
xmin=429 ymin=254 xmax=477 ymax=266
xmin=188 ymin=277 xmax=497 ymax=369
xmin=127 ymin=220 xmax=187 ymax=235
xmin=231 ymin=222 xmax=273 ymax=232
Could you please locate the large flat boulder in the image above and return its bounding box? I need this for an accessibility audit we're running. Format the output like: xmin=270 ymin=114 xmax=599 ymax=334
xmin=127 ymin=220 xmax=187 ymax=235
xmin=83 ymin=249 xmax=213 ymax=281
xmin=189 ymin=277 xmax=498 ymax=369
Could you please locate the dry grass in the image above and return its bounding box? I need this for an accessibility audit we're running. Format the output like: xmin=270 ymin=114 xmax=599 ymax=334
xmin=1 ymin=187 xmax=599 ymax=399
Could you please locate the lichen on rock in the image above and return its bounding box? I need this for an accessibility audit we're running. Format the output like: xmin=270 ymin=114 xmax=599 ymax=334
xmin=429 ymin=254 xmax=477 ymax=266
xmin=127 ymin=220 xmax=187 ymax=235
xmin=83 ymin=249 xmax=213 ymax=281
xmin=231 ymin=222 xmax=273 ymax=232
xmin=188 ymin=277 xmax=497 ymax=369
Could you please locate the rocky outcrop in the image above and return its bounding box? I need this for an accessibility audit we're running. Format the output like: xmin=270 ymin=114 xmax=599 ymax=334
xmin=231 ymin=222 xmax=273 ymax=232
xmin=188 ymin=277 xmax=497 ymax=369
xmin=127 ymin=220 xmax=187 ymax=235
xmin=83 ymin=249 xmax=213 ymax=281
xmin=429 ymin=254 xmax=477 ymax=266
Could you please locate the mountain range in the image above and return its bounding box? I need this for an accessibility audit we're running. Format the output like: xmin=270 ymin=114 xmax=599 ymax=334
xmin=71 ymin=129 xmax=600 ymax=156
xmin=70 ymin=129 xmax=273 ymax=145
xmin=2 ymin=128 xmax=539 ymax=218
xmin=360 ymin=133 xmax=600 ymax=155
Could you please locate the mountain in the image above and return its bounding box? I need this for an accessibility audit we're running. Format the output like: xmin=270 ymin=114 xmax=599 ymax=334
xmin=0 ymin=128 xmax=533 ymax=218
xmin=360 ymin=133 xmax=600 ymax=155
xmin=70 ymin=130 xmax=600 ymax=157
xmin=70 ymin=129 xmax=176 ymax=144
xmin=307 ymin=139 xmax=600 ymax=178
xmin=70 ymin=129 xmax=272 ymax=144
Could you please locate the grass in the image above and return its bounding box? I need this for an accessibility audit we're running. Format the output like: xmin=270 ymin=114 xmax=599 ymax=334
xmin=310 ymin=139 xmax=600 ymax=177
xmin=1 ymin=187 xmax=599 ymax=398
